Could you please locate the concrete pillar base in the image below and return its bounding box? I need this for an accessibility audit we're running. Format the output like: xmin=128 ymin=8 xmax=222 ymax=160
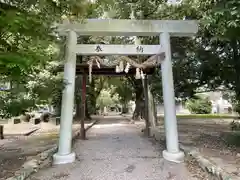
xmin=53 ymin=152 xmax=76 ymax=165
xmin=162 ymin=150 xmax=184 ymax=163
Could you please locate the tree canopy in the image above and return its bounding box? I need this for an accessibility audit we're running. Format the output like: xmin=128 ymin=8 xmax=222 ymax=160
xmin=1 ymin=0 xmax=240 ymax=118
xmin=0 ymin=0 xmax=93 ymax=117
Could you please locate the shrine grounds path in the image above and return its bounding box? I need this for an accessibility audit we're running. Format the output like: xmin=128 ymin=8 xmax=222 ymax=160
xmin=29 ymin=116 xmax=204 ymax=180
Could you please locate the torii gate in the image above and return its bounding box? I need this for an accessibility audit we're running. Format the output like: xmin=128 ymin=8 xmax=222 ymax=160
xmin=53 ymin=19 xmax=198 ymax=165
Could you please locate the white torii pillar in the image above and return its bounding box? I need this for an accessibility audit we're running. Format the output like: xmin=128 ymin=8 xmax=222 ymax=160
xmin=160 ymin=32 xmax=184 ymax=162
xmin=53 ymin=30 xmax=77 ymax=164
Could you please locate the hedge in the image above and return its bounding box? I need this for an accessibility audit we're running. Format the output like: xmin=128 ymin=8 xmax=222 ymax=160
xmin=157 ymin=114 xmax=238 ymax=119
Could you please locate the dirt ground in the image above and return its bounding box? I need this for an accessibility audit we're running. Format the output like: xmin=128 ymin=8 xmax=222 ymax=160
xmin=0 ymin=122 xmax=93 ymax=180
xmin=0 ymin=135 xmax=57 ymax=179
xmin=158 ymin=118 xmax=240 ymax=177
xmin=1 ymin=117 xmax=239 ymax=179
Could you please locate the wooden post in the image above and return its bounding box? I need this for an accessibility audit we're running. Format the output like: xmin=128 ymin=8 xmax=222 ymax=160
xmin=142 ymin=76 xmax=150 ymax=136
xmin=75 ymin=75 xmax=82 ymax=120
xmin=0 ymin=125 xmax=4 ymax=139
xmin=80 ymin=73 xmax=86 ymax=140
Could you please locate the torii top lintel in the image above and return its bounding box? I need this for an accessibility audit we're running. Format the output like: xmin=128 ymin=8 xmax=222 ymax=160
xmin=57 ymin=19 xmax=198 ymax=37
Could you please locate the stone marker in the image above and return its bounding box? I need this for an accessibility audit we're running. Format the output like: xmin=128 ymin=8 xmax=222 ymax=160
xmin=31 ymin=118 xmax=41 ymax=125
xmin=9 ymin=117 xmax=21 ymax=124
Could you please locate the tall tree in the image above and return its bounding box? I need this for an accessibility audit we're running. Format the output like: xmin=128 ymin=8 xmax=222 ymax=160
xmin=0 ymin=0 xmax=94 ymax=117
xmin=108 ymin=77 xmax=134 ymax=113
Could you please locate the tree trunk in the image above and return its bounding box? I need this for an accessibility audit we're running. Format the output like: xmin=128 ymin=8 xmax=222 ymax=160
xmin=132 ymin=98 xmax=143 ymax=120
xmin=122 ymin=102 xmax=129 ymax=114
xmin=142 ymin=77 xmax=150 ymax=136
xmin=75 ymin=100 xmax=81 ymax=120
xmin=153 ymin=98 xmax=158 ymax=125
xmin=54 ymin=105 xmax=61 ymax=117
xmin=85 ymin=100 xmax=92 ymax=120
xmin=148 ymin=88 xmax=158 ymax=127
xmin=80 ymin=74 xmax=86 ymax=140
xmin=89 ymin=96 xmax=97 ymax=115
xmin=0 ymin=125 xmax=4 ymax=139
xmin=75 ymin=75 xmax=82 ymax=120
xmin=132 ymin=83 xmax=144 ymax=120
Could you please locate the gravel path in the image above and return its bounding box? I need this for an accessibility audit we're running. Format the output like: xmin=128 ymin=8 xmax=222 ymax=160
xmin=29 ymin=116 xmax=200 ymax=180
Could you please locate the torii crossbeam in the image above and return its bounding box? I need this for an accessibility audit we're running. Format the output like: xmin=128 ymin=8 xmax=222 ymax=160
xmin=57 ymin=19 xmax=198 ymax=36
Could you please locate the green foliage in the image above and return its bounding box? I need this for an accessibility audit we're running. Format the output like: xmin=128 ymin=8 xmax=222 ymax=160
xmin=233 ymin=103 xmax=240 ymax=115
xmin=97 ymin=89 xmax=118 ymax=110
xmin=1 ymin=0 xmax=240 ymax=119
xmin=186 ymin=96 xmax=212 ymax=114
xmin=188 ymin=0 xmax=240 ymax=101
xmin=0 ymin=0 xmax=92 ymax=117
xmin=230 ymin=120 xmax=240 ymax=131
xmin=0 ymin=91 xmax=35 ymax=118
xmin=157 ymin=114 xmax=237 ymax=120
xmin=0 ymin=0 xmax=92 ymax=78
xmin=222 ymin=131 xmax=240 ymax=147
xmin=107 ymin=77 xmax=134 ymax=104
xmin=0 ymin=66 xmax=65 ymax=118
xmin=94 ymin=0 xmax=219 ymax=102
xmin=87 ymin=76 xmax=108 ymax=114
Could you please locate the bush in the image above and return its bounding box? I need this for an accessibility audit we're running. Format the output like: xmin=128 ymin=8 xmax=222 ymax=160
xmin=230 ymin=120 xmax=240 ymax=131
xmin=222 ymin=131 xmax=240 ymax=147
xmin=233 ymin=102 xmax=240 ymax=115
xmin=186 ymin=97 xmax=212 ymax=114
xmin=157 ymin=114 xmax=237 ymax=120
xmin=20 ymin=113 xmax=31 ymax=122
xmin=40 ymin=112 xmax=51 ymax=122
xmin=0 ymin=91 xmax=35 ymax=118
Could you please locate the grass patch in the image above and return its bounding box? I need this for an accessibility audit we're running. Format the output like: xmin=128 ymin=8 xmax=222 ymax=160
xmin=158 ymin=114 xmax=238 ymax=119
xmin=30 ymin=133 xmax=59 ymax=140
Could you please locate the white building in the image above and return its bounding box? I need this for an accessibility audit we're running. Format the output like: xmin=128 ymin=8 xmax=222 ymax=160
xmin=206 ymin=92 xmax=233 ymax=114
xmin=156 ymin=91 xmax=233 ymax=115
